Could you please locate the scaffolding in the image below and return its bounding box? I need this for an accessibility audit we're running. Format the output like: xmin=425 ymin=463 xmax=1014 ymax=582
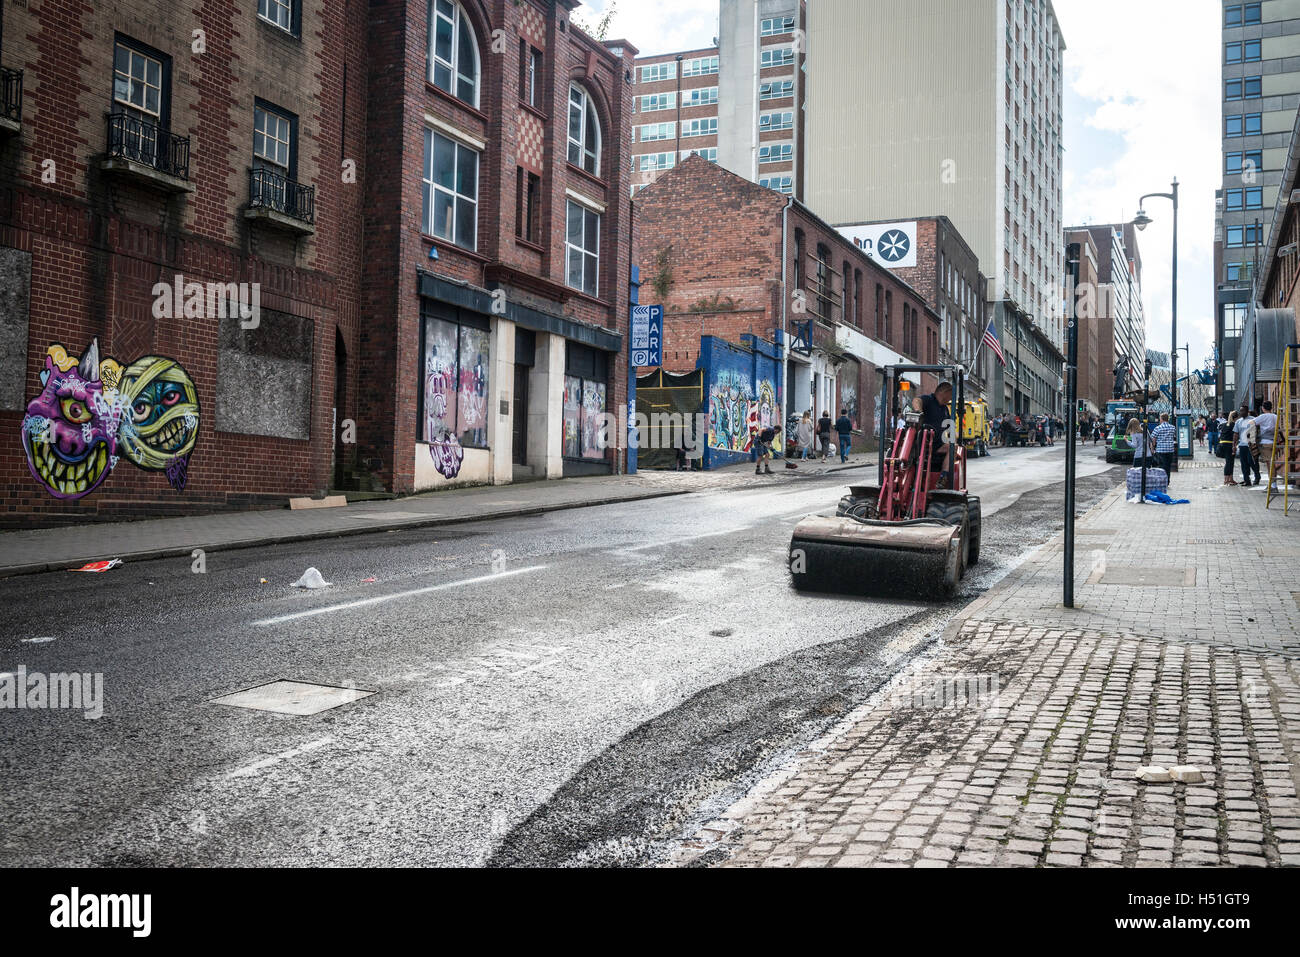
xmin=1266 ymin=344 xmax=1300 ymax=515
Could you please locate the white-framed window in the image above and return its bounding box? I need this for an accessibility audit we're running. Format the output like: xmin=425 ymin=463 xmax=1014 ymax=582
xmin=761 ymin=16 xmax=796 ymax=36
xmin=682 ymin=55 xmax=719 ymax=77
xmin=681 ymin=147 xmax=717 ymax=163
xmin=681 ymin=117 xmax=717 ymax=138
xmin=761 ymin=46 xmax=794 ymax=68
xmin=422 ymin=128 xmax=479 ymax=250
xmin=640 ymin=62 xmax=676 ymax=83
xmin=258 ymin=0 xmax=296 ymax=35
xmin=428 ymin=0 xmax=480 ymax=106
xmin=759 ymin=80 xmax=794 ymax=100
xmin=113 ymin=42 xmax=163 ymax=121
xmin=639 ymin=92 xmax=675 ymax=112
xmin=759 ymin=111 xmax=793 ymax=131
xmin=758 ymin=143 xmax=793 ymax=164
xmin=638 ymin=122 xmax=675 ymax=142
xmin=566 ymin=200 xmax=601 ymax=297
xmin=683 ymin=87 xmax=719 ymax=108
xmin=759 ymin=175 xmax=793 ymax=195
xmin=568 ymin=85 xmax=602 ymax=175
xmin=254 ymin=106 xmax=291 ymax=171
xmin=636 ymin=152 xmax=675 ymax=172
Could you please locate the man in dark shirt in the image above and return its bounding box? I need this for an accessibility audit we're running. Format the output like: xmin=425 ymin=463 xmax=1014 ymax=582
xmin=753 ymin=424 xmax=780 ymax=476
xmin=916 ymin=381 xmax=955 ymax=486
xmin=834 ymin=409 xmax=853 ymax=463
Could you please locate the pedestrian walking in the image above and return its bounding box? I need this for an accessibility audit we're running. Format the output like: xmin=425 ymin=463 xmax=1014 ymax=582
xmin=1195 ymin=417 xmax=1206 ymax=448
xmin=1236 ymin=407 xmax=1259 ymax=487
xmin=1220 ymin=412 xmax=1239 ymax=485
xmin=817 ymin=411 xmax=833 ymax=462
xmin=796 ymin=411 xmax=815 ymax=461
xmin=1255 ymin=400 xmax=1278 ymax=488
xmin=835 ymin=409 xmax=853 ymax=464
xmin=1152 ymin=413 xmax=1178 ymax=479
xmin=752 ymin=424 xmax=781 ymax=476
xmin=1126 ymin=418 xmax=1154 ymax=468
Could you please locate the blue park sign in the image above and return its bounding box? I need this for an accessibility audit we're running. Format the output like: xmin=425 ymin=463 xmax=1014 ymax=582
xmin=631 ymin=304 xmax=664 ymax=368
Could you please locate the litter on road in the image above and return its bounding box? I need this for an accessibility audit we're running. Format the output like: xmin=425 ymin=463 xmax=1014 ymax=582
xmin=69 ymin=559 xmax=122 ymax=573
xmin=292 ymin=567 xmax=331 ymax=589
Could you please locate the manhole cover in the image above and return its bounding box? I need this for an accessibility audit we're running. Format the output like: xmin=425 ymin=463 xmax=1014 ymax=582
xmin=1090 ymin=564 xmax=1196 ymax=587
xmin=211 ymin=680 xmax=375 ymax=715
xmin=1258 ymin=547 xmax=1300 ymax=558
xmin=1076 ymin=528 xmax=1118 ymax=536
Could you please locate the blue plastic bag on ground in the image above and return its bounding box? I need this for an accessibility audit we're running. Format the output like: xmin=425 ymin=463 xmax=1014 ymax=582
xmin=1144 ymin=490 xmax=1190 ymax=505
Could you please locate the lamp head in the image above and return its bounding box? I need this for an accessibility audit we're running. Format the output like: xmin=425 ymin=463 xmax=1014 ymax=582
xmin=1133 ymin=210 xmax=1152 ymax=231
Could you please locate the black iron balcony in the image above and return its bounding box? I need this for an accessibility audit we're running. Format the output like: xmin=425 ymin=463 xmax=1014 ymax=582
xmin=102 ymin=111 xmax=193 ymax=191
xmin=246 ymin=166 xmax=315 ymax=234
xmin=0 ymin=67 xmax=22 ymax=132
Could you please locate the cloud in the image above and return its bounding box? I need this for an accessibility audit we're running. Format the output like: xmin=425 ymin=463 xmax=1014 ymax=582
xmin=1056 ymin=0 xmax=1221 ymax=370
xmin=576 ymin=0 xmax=717 ymax=54
xmin=578 ymin=0 xmax=1224 ymax=371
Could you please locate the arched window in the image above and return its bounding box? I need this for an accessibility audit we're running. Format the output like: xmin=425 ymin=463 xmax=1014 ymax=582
xmin=568 ymin=84 xmax=602 ymax=176
xmin=429 ymin=0 xmax=480 ymax=106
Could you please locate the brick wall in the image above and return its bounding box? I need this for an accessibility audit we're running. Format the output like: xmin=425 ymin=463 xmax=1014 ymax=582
xmin=0 ymin=0 xmax=366 ymax=527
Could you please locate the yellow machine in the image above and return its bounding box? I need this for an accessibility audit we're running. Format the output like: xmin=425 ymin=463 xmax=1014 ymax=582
xmin=962 ymin=399 xmax=991 ymax=457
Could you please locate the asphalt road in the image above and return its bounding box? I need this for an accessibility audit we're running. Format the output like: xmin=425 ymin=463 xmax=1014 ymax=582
xmin=0 ymin=441 xmax=1118 ymax=867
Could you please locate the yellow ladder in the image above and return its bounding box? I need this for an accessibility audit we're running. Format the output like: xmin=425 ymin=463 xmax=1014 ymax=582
xmin=1267 ymin=344 xmax=1300 ymax=514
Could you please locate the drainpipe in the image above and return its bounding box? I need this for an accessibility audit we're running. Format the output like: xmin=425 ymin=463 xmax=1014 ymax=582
xmin=780 ymin=197 xmax=793 ymax=426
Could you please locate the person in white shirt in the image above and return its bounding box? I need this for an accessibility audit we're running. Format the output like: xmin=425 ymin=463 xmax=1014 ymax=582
xmin=1254 ymin=400 xmax=1278 ymax=488
xmin=1235 ymin=410 xmax=1259 ymax=487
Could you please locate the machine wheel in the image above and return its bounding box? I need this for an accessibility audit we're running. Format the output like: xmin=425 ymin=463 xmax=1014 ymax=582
xmin=925 ymin=499 xmax=969 ymax=579
xmin=966 ymin=496 xmax=982 ymax=566
xmin=837 ymin=487 xmax=880 ymax=519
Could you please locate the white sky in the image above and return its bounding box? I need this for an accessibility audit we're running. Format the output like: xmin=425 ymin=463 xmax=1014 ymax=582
xmin=579 ymin=0 xmax=1223 ymax=373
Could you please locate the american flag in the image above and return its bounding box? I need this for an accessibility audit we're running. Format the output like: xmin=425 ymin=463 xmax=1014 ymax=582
xmin=982 ymin=319 xmax=1006 ymax=366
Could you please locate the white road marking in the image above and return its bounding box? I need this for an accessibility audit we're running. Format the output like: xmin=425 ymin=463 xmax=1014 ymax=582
xmin=606 ymin=527 xmax=752 ymax=555
xmin=252 ymin=565 xmax=549 ymax=627
xmin=223 ymin=737 xmax=334 ymax=781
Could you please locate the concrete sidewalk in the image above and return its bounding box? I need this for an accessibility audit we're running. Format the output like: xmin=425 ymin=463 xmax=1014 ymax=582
xmin=674 ymin=468 xmax=1300 ymax=867
xmin=0 ymin=454 xmax=873 ymax=578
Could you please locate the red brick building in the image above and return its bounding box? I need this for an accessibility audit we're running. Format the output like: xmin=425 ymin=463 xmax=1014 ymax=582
xmin=838 ymin=217 xmax=992 ymax=403
xmin=0 ymin=0 xmax=636 ymax=527
xmin=634 ymin=155 xmax=941 ymax=445
xmin=362 ymin=0 xmax=637 ymax=489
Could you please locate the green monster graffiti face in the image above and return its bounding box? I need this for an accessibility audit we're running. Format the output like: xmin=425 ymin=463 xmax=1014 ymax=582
xmin=117 ymin=356 xmax=200 ymax=489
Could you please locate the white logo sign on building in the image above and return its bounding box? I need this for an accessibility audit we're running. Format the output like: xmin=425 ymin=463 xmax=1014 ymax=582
xmin=837 ymin=222 xmax=918 ymax=270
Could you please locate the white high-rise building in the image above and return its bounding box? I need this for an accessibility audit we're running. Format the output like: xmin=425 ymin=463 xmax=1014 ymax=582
xmin=803 ymin=0 xmax=1066 ymax=413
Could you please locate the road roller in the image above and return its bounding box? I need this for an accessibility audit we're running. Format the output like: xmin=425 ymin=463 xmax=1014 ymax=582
xmin=789 ymin=364 xmax=981 ymax=600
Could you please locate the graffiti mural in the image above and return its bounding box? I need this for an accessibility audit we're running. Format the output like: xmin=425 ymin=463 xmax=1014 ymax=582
xmin=708 ymin=371 xmax=752 ymax=453
xmin=21 ymin=340 xmax=200 ymax=500
xmin=458 ymin=326 xmax=489 ymax=448
xmin=840 ymin=376 xmax=859 ymax=431
xmin=118 ymin=356 xmax=201 ymax=491
xmin=429 ymin=429 xmax=465 ymax=479
xmin=708 ymin=375 xmax=779 ymax=453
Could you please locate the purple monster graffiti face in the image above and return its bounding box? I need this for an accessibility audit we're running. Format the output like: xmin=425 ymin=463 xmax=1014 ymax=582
xmin=22 ymin=341 xmax=121 ymax=500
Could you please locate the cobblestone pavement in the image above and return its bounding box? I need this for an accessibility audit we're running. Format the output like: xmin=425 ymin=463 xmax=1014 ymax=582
xmin=671 ymin=471 xmax=1300 ymax=867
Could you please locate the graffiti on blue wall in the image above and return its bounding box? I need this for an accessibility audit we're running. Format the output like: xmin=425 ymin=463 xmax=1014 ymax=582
xmin=699 ymin=335 xmax=782 ymax=468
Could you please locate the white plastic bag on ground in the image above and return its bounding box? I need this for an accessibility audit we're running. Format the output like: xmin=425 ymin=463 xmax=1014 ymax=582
xmin=291 ymin=567 xmax=330 ymax=589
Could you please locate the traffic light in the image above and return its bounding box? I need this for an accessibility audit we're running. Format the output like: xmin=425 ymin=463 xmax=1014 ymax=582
xmin=1077 ymin=400 xmax=1086 ymax=413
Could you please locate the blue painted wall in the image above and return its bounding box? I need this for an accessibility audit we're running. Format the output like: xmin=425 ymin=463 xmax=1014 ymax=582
xmin=698 ymin=334 xmax=784 ymax=470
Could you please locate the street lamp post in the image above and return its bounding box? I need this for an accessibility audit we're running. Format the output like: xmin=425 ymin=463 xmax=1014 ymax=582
xmin=1133 ymin=176 xmax=1179 ymax=430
